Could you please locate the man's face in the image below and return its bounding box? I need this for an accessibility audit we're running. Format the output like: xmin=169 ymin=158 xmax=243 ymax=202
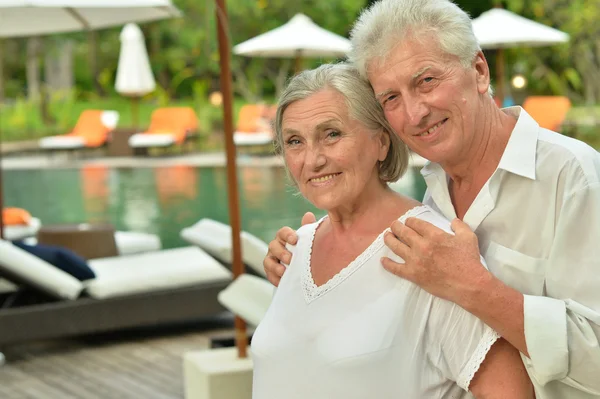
xmin=367 ymin=35 xmax=489 ymax=166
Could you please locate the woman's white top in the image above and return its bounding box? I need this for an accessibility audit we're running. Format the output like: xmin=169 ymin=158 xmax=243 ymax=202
xmin=252 ymin=205 xmax=500 ymax=399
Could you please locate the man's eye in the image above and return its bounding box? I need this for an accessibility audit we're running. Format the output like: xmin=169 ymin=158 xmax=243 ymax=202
xmin=385 ymin=95 xmax=397 ymax=103
xmin=423 ymin=77 xmax=434 ymax=83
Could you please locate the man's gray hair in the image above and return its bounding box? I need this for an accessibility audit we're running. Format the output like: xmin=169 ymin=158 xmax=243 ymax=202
xmin=349 ymin=0 xmax=493 ymax=95
xmin=275 ymin=63 xmax=409 ymax=183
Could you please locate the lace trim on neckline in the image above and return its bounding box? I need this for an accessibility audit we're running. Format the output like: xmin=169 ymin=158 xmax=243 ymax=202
xmin=301 ymin=205 xmax=429 ymax=303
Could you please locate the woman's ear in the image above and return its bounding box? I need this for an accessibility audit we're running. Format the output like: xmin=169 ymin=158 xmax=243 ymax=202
xmin=378 ymin=130 xmax=391 ymax=162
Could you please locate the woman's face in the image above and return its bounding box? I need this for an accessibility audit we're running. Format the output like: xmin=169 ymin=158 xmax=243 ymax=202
xmin=281 ymin=88 xmax=389 ymax=211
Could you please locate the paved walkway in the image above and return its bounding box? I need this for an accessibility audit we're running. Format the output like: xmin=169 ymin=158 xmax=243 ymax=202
xmin=0 ymin=151 xmax=428 ymax=170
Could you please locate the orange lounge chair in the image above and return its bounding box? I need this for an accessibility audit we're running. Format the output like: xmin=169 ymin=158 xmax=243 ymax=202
xmin=233 ymin=104 xmax=275 ymax=146
xmin=522 ymin=96 xmax=572 ymax=132
xmin=39 ymin=110 xmax=119 ymax=150
xmin=2 ymin=207 xmax=42 ymax=241
xmin=128 ymin=107 xmax=199 ymax=149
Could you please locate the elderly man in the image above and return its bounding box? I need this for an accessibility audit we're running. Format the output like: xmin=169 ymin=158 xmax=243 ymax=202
xmin=263 ymin=0 xmax=600 ymax=397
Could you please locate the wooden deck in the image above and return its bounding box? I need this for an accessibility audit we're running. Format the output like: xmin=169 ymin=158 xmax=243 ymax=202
xmin=0 ymin=318 xmax=236 ymax=399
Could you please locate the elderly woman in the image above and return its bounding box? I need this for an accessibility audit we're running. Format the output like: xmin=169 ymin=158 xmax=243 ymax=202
xmin=251 ymin=63 xmax=533 ymax=399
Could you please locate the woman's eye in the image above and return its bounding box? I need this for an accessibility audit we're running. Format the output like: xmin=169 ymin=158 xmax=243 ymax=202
xmin=384 ymin=95 xmax=397 ymax=104
xmin=422 ymin=77 xmax=434 ymax=83
xmin=286 ymin=138 xmax=301 ymax=146
xmin=327 ymin=130 xmax=341 ymax=138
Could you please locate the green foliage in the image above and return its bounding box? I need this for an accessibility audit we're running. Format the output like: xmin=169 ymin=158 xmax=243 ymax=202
xmin=2 ymin=0 xmax=599 ymax=145
xmin=499 ymin=0 xmax=600 ymax=104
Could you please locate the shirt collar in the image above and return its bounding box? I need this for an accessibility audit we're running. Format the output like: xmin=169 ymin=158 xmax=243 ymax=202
xmin=496 ymin=106 xmax=538 ymax=180
xmin=420 ymin=106 xmax=539 ymax=180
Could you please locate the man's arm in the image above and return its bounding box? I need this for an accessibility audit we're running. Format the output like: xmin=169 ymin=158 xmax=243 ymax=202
xmin=382 ymin=184 xmax=600 ymax=392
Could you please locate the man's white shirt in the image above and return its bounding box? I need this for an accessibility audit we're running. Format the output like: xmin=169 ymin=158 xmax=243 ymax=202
xmin=421 ymin=107 xmax=600 ymax=398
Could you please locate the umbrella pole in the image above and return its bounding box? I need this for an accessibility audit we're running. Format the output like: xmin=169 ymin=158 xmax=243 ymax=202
xmin=294 ymin=51 xmax=303 ymax=74
xmin=215 ymin=0 xmax=248 ymax=359
xmin=496 ymin=48 xmax=505 ymax=106
xmin=131 ymin=96 xmax=140 ymax=130
xmin=0 ymin=116 xmax=3 ymax=240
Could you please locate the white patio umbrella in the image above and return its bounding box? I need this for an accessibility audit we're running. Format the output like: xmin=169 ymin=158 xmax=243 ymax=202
xmin=0 ymin=0 xmax=181 ymax=239
xmin=115 ymin=23 xmax=156 ymax=128
xmin=0 ymin=0 xmax=181 ymax=38
xmin=234 ymin=13 xmax=351 ymax=72
xmin=472 ymin=8 xmax=569 ymax=104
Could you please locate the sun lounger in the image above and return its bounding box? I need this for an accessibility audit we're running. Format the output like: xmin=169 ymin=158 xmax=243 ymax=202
xmin=3 ymin=208 xmax=160 ymax=256
xmin=523 ymin=96 xmax=572 ymax=132
xmin=0 ymin=240 xmax=232 ymax=346
xmin=114 ymin=231 xmax=161 ymax=256
xmin=2 ymin=208 xmax=42 ymax=241
xmin=180 ymin=218 xmax=268 ymax=277
xmin=233 ymin=104 xmax=275 ymax=147
xmin=129 ymin=107 xmax=199 ymax=151
xmin=39 ymin=110 xmax=119 ymax=150
xmin=217 ymin=274 xmax=274 ymax=327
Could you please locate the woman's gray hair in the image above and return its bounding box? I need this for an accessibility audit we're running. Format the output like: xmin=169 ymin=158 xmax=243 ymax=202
xmin=349 ymin=0 xmax=493 ymax=95
xmin=274 ymin=63 xmax=409 ymax=183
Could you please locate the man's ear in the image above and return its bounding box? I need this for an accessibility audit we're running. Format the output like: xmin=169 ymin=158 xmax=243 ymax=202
xmin=473 ymin=51 xmax=491 ymax=95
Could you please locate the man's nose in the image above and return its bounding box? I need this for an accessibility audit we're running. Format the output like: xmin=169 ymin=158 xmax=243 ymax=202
xmin=404 ymin=98 xmax=430 ymax=126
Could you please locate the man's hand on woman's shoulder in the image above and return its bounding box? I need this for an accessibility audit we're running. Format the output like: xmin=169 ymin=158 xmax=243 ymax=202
xmin=263 ymin=212 xmax=316 ymax=286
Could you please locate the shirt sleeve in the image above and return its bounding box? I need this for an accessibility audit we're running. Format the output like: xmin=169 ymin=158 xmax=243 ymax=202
xmin=425 ymin=294 xmax=500 ymax=391
xmin=523 ymin=180 xmax=600 ymax=392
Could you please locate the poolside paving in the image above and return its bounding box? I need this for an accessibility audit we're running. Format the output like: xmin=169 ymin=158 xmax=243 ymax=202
xmin=1 ymin=151 xmax=427 ymax=170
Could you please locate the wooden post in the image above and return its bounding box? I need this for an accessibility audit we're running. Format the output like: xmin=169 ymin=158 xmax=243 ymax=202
xmin=131 ymin=96 xmax=140 ymax=129
xmin=294 ymin=50 xmax=303 ymax=75
xmin=0 ymin=109 xmax=4 ymax=240
xmin=215 ymin=0 xmax=248 ymax=359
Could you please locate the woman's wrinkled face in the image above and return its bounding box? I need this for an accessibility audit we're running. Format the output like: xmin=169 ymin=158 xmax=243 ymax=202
xmin=281 ymin=89 xmax=389 ymax=211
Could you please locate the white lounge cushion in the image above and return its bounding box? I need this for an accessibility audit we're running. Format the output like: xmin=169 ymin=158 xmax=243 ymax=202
xmin=100 ymin=111 xmax=119 ymax=129
xmin=39 ymin=136 xmax=85 ymax=150
xmin=0 ymin=278 xmax=18 ymax=294
xmin=180 ymin=218 xmax=268 ymax=277
xmin=115 ymin=231 xmax=161 ymax=256
xmin=0 ymin=240 xmax=83 ymax=300
xmin=218 ymin=274 xmax=274 ymax=327
xmin=129 ymin=133 xmax=175 ymax=148
xmin=3 ymin=217 xmax=42 ymax=241
xmin=85 ymin=246 xmax=232 ymax=299
xmin=233 ymin=131 xmax=273 ymax=146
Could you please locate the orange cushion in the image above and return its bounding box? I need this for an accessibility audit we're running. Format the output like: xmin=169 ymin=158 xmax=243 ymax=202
xmin=146 ymin=107 xmax=199 ymax=144
xmin=69 ymin=110 xmax=111 ymax=147
xmin=523 ymin=96 xmax=572 ymax=132
xmin=3 ymin=207 xmax=32 ymax=226
xmin=236 ymin=105 xmax=267 ymax=133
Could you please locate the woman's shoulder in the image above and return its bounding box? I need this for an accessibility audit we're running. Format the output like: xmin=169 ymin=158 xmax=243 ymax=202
xmin=283 ymin=218 xmax=323 ymax=254
xmin=398 ymin=205 xmax=454 ymax=235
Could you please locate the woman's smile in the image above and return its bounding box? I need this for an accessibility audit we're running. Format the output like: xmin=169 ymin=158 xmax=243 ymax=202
xmin=308 ymin=173 xmax=342 ymax=185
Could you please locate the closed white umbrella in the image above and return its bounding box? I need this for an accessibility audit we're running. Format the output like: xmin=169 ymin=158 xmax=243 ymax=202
xmin=0 ymin=0 xmax=181 ymax=38
xmin=115 ymin=23 xmax=156 ymax=127
xmin=472 ymin=8 xmax=569 ymax=103
xmin=234 ymin=13 xmax=351 ymax=72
